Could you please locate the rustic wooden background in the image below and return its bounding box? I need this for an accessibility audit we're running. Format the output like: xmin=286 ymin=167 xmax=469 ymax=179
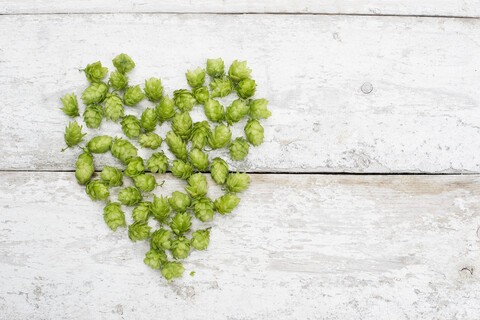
xmin=1 ymin=1 xmax=479 ymax=319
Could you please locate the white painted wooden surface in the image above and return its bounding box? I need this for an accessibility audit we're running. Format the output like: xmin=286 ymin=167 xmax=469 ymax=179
xmin=2 ymin=0 xmax=480 ymax=17
xmin=0 ymin=172 xmax=479 ymax=319
xmin=1 ymin=14 xmax=480 ymax=173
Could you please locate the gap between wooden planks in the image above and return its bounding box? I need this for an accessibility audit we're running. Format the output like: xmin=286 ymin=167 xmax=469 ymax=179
xmin=1 ymin=0 xmax=480 ymax=17
xmin=0 ymin=172 xmax=479 ymax=319
xmin=1 ymin=14 xmax=479 ymax=173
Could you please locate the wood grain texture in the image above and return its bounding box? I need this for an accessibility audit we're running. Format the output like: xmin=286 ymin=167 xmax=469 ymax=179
xmin=2 ymin=0 xmax=480 ymax=17
xmin=1 ymin=14 xmax=480 ymax=173
xmin=0 ymin=172 xmax=479 ymax=319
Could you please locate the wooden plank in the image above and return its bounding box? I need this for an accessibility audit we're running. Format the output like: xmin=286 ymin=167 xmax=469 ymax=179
xmin=2 ymin=0 xmax=480 ymax=17
xmin=1 ymin=14 xmax=480 ymax=173
xmin=0 ymin=172 xmax=479 ymax=319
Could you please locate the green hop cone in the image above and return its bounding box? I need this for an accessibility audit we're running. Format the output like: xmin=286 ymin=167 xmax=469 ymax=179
xmin=118 ymin=187 xmax=142 ymax=206
xmin=173 ymin=89 xmax=196 ymax=112
xmin=81 ymin=82 xmax=108 ymax=105
xmin=249 ymin=98 xmax=272 ymax=119
xmin=204 ymin=98 xmax=224 ymax=122
xmin=245 ymin=119 xmax=264 ymax=146
xmin=209 ymin=77 xmax=233 ymax=98
xmin=172 ymin=112 xmax=193 ymax=140
xmin=228 ymin=60 xmax=252 ymax=82
xmin=168 ymin=191 xmax=191 ymax=212
xmin=144 ymin=249 xmax=167 ymax=270
xmin=214 ymin=193 xmax=240 ymax=215
xmin=113 ymin=53 xmax=135 ymax=74
xmin=171 ymin=160 xmax=193 ymax=180
xmin=84 ymin=61 xmax=108 ymax=83
xmin=208 ymin=124 xmax=232 ymax=149
xmin=150 ymin=228 xmax=173 ymax=250
xmin=110 ymin=137 xmax=138 ymax=164
xmin=170 ymin=236 xmax=191 ymax=259
xmin=166 ymin=131 xmax=188 ymax=160
xmin=146 ymin=152 xmax=169 ymax=174
xmin=226 ymin=172 xmax=250 ymax=193
xmin=75 ymin=152 xmax=94 ymax=185
xmin=225 ymin=99 xmax=249 ymax=124
xmin=128 ymin=221 xmax=151 ymax=242
xmin=206 ymin=58 xmax=225 ymax=78
xmin=191 ymin=229 xmax=210 ymax=250
xmin=140 ymin=107 xmax=158 ymax=132
xmin=120 ymin=115 xmax=141 ymax=139
xmin=210 ymin=157 xmax=229 ymax=185
xmin=103 ymin=202 xmax=126 ymax=231
xmin=139 ymin=133 xmax=162 ymax=149
xmin=192 ymin=197 xmax=214 ymax=222
xmin=236 ymin=79 xmax=257 ymax=99
xmin=132 ymin=201 xmax=151 ymax=222
xmin=60 ymin=93 xmax=79 ymax=117
xmin=63 ymin=121 xmax=86 ymax=150
xmin=123 ymin=85 xmax=145 ymax=106
xmin=229 ymin=137 xmax=249 ymax=161
xmin=85 ymin=180 xmax=110 ymax=201
xmin=108 ymin=70 xmax=128 ymax=91
xmin=86 ymin=135 xmax=112 ymax=153
xmin=144 ymin=77 xmax=163 ymax=102
xmin=185 ymin=173 xmax=208 ymax=198
xmin=100 ymin=165 xmax=123 ymax=187
xmin=133 ymin=173 xmax=158 ymax=192
xmin=151 ymin=195 xmax=172 ymax=222
xmin=186 ymin=67 xmax=205 ymax=88
xmin=161 ymin=261 xmax=185 ymax=283
xmin=155 ymin=95 xmax=175 ymax=122
xmin=104 ymin=93 xmax=124 ymax=121
xmin=83 ymin=104 xmax=104 ymax=129
xmin=170 ymin=213 xmax=192 ymax=236
xmin=124 ymin=156 xmax=145 ymax=178
xmin=189 ymin=148 xmax=209 ymax=171
xmin=189 ymin=121 xmax=210 ymax=150
xmin=192 ymin=86 xmax=209 ymax=104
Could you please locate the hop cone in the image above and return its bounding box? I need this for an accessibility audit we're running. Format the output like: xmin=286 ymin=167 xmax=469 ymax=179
xmin=81 ymin=82 xmax=108 ymax=105
xmin=123 ymin=85 xmax=145 ymax=106
xmin=85 ymin=180 xmax=110 ymax=201
xmin=208 ymin=124 xmax=231 ymax=149
xmin=104 ymin=93 xmax=124 ymax=121
xmin=166 ymin=131 xmax=187 ymax=160
xmin=124 ymin=156 xmax=145 ymax=178
xmin=83 ymin=104 xmax=104 ymax=129
xmin=249 ymin=98 xmax=272 ymax=119
xmin=189 ymin=121 xmax=210 ymax=150
xmin=225 ymin=99 xmax=249 ymax=124
xmin=226 ymin=172 xmax=250 ymax=193
xmin=209 ymin=77 xmax=233 ymax=98
xmin=128 ymin=221 xmax=151 ymax=242
xmin=236 ymin=78 xmax=257 ymax=99
xmin=228 ymin=60 xmax=252 ymax=82
xmin=60 ymin=93 xmax=79 ymax=117
xmin=189 ymin=148 xmax=209 ymax=171
xmin=150 ymin=228 xmax=173 ymax=250
xmin=168 ymin=191 xmax=191 ymax=212
xmin=110 ymin=137 xmax=138 ymax=164
xmin=170 ymin=236 xmax=191 ymax=259
xmin=132 ymin=201 xmax=151 ymax=222
xmin=161 ymin=261 xmax=185 ymax=283
xmin=214 ymin=193 xmax=240 ymax=215
xmin=173 ymin=89 xmax=196 ymax=112
xmin=103 ymin=202 xmax=126 ymax=231
xmin=210 ymin=157 xmax=229 ymax=185
xmin=63 ymin=121 xmax=86 ymax=150
xmin=192 ymin=86 xmax=209 ymax=104
xmin=100 ymin=165 xmax=123 ymax=187
xmin=192 ymin=197 xmax=214 ymax=222
xmin=185 ymin=173 xmax=208 ymax=198
xmin=155 ymin=95 xmax=175 ymax=122
xmin=206 ymin=58 xmax=225 ymax=78
xmin=108 ymin=70 xmax=128 ymax=91
xmin=151 ymin=195 xmax=172 ymax=222
xmin=144 ymin=249 xmax=167 ymax=270
xmin=229 ymin=137 xmax=249 ymax=161
xmin=118 ymin=187 xmax=142 ymax=206
xmin=171 ymin=112 xmax=192 ymax=140
xmin=144 ymin=77 xmax=163 ymax=102
xmin=133 ymin=173 xmax=158 ymax=192
xmin=140 ymin=108 xmax=158 ymax=132
xmin=75 ymin=152 xmax=94 ymax=185
xmin=86 ymin=135 xmax=112 ymax=153
xmin=84 ymin=61 xmax=108 ymax=83
xmin=121 ymin=115 xmax=141 ymax=139
xmin=146 ymin=152 xmax=169 ymax=174
xmin=186 ymin=67 xmax=205 ymax=88
xmin=245 ymin=119 xmax=264 ymax=146
xmin=139 ymin=133 xmax=162 ymax=149
xmin=204 ymin=98 xmax=224 ymax=122
xmin=191 ymin=229 xmax=210 ymax=250
xmin=113 ymin=53 xmax=135 ymax=74
xmin=171 ymin=160 xmax=193 ymax=180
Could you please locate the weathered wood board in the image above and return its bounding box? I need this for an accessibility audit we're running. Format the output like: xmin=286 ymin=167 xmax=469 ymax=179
xmin=2 ymin=0 xmax=480 ymax=17
xmin=1 ymin=14 xmax=479 ymax=173
xmin=1 ymin=172 xmax=479 ymax=319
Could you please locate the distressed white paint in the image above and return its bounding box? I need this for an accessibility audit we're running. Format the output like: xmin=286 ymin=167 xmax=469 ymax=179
xmin=2 ymin=0 xmax=480 ymax=17
xmin=0 ymin=14 xmax=479 ymax=173
xmin=0 ymin=172 xmax=479 ymax=319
